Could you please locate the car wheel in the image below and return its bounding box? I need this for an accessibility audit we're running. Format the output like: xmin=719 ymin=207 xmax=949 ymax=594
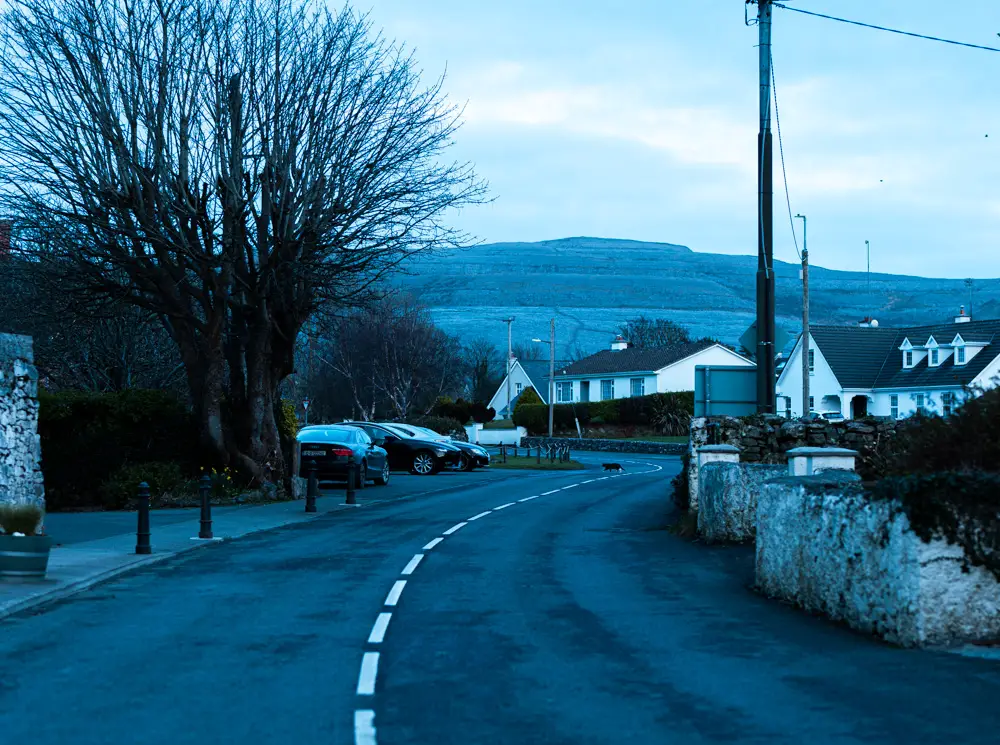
xmin=411 ymin=451 xmax=435 ymax=475
xmin=374 ymin=462 xmax=390 ymax=486
xmin=459 ymin=454 xmax=475 ymax=471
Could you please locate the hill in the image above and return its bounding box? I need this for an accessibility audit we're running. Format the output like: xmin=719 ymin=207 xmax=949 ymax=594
xmin=395 ymin=237 xmax=1000 ymax=359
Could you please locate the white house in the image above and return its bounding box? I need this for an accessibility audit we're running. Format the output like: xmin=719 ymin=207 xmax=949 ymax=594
xmin=776 ymin=308 xmax=1000 ymax=419
xmin=548 ymin=337 xmax=754 ymax=403
xmin=488 ymin=358 xmax=569 ymax=417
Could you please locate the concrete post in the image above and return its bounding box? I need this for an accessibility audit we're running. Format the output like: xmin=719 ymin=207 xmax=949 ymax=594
xmin=692 ymin=445 xmax=741 ymax=512
xmin=785 ymin=447 xmax=858 ymax=476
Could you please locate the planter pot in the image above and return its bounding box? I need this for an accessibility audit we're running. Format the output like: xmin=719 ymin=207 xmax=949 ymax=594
xmin=0 ymin=535 xmax=53 ymax=580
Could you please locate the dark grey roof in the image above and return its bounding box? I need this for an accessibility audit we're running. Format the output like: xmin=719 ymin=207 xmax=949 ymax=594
xmin=554 ymin=340 xmax=718 ymax=378
xmin=807 ymin=319 xmax=1000 ymax=390
xmin=517 ymin=359 xmax=570 ymax=404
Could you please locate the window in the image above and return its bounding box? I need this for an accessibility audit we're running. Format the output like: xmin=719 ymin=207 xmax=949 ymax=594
xmin=785 ymin=398 xmax=792 ymax=419
xmin=557 ymin=382 xmax=573 ymax=403
xmin=808 ymin=349 xmax=815 ymax=374
xmin=601 ymin=379 xmax=614 ymax=400
xmin=890 ymin=394 xmax=899 ymax=419
xmin=809 ymin=396 xmax=814 ymax=412
xmin=630 ymin=378 xmax=645 ymax=397
xmin=916 ymin=393 xmax=925 ymax=412
xmin=957 ymin=347 xmax=966 ymax=364
xmin=904 ymin=350 xmax=914 ymax=368
xmin=515 ymin=382 xmax=523 ymax=395
xmin=943 ymin=392 xmax=954 ymax=417
xmin=930 ymin=349 xmax=939 ymax=366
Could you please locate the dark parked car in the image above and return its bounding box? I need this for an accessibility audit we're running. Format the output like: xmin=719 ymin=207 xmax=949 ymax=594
xmin=385 ymin=423 xmax=490 ymax=471
xmin=297 ymin=425 xmax=390 ymax=486
xmin=340 ymin=421 xmax=462 ymax=475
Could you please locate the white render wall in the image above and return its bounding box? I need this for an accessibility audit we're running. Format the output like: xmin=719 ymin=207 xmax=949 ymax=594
xmin=756 ymin=474 xmax=1000 ymax=647
xmin=776 ymin=334 xmax=843 ymax=418
xmin=488 ymin=362 xmax=541 ymax=414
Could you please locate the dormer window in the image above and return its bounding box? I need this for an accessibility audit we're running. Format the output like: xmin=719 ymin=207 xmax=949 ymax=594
xmin=957 ymin=346 xmax=966 ymax=365
xmin=904 ymin=350 xmax=914 ymax=368
xmin=929 ymin=349 xmax=940 ymax=367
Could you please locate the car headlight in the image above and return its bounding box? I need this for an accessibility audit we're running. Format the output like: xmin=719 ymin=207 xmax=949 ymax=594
xmin=433 ymin=448 xmax=448 ymax=457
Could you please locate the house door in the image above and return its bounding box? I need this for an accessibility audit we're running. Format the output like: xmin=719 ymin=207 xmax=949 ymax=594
xmin=850 ymin=395 xmax=868 ymax=419
xmin=580 ymin=381 xmax=590 ymax=403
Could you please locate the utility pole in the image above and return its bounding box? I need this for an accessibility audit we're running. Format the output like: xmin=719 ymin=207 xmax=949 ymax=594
xmin=548 ymin=318 xmax=555 ymax=438
xmin=796 ymin=214 xmax=809 ymax=418
xmin=502 ymin=317 xmax=515 ymax=420
xmin=755 ymin=0 xmax=777 ymax=414
xmin=866 ymin=240 xmax=871 ymax=306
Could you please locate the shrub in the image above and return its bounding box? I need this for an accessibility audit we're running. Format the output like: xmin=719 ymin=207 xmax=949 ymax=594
xmin=99 ymin=461 xmax=189 ymax=510
xmin=670 ymin=452 xmax=691 ymax=512
xmin=514 ymin=387 xmax=542 ymax=408
xmin=39 ymin=389 xmax=199 ymax=510
xmin=0 ymin=503 xmax=44 ymax=535
xmin=431 ymin=397 xmax=494 ymax=425
xmin=404 ymin=415 xmax=468 ymax=441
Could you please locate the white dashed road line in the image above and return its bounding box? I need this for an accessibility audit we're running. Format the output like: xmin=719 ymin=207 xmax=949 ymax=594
xmin=357 ymin=652 xmax=380 ymax=695
xmin=401 ymin=554 xmax=424 ymax=575
xmin=354 ymin=710 xmax=377 ymax=745
xmin=368 ymin=613 xmax=392 ymax=644
xmin=356 ymin=458 xmax=668 ymax=744
xmin=384 ymin=580 xmax=406 ymax=607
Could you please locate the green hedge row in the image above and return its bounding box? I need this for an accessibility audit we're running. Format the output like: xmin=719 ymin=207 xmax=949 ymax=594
xmin=39 ymin=389 xmax=199 ymax=511
xmin=512 ymin=391 xmax=694 ymax=436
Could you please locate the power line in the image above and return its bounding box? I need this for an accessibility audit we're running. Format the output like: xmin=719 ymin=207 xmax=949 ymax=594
xmin=770 ymin=51 xmax=800 ymax=262
xmin=773 ymin=3 xmax=1000 ymax=53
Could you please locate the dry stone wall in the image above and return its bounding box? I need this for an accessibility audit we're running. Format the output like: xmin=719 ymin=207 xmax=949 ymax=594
xmin=0 ymin=334 xmax=44 ymax=509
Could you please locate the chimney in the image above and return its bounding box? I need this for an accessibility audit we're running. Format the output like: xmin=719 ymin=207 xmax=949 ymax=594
xmin=610 ymin=335 xmax=628 ymax=351
xmin=955 ymin=305 xmax=971 ymax=324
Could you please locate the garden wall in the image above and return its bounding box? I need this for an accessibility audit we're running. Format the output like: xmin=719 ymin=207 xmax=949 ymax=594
xmin=756 ymin=472 xmax=1000 ymax=647
xmin=698 ymin=462 xmax=785 ymax=543
xmin=0 ymin=334 xmax=44 ymax=509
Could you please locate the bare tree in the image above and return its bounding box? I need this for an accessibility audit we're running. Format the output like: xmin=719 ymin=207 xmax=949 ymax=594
xmin=462 ymin=338 xmax=503 ymax=402
xmin=0 ymin=0 xmax=485 ymax=480
xmin=512 ymin=342 xmax=543 ymax=362
xmin=617 ymin=316 xmax=692 ymax=349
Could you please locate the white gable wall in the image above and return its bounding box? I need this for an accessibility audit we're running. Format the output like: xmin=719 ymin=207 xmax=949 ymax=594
xmin=488 ymin=361 xmax=542 ymax=415
xmin=776 ymin=334 xmax=843 ymax=417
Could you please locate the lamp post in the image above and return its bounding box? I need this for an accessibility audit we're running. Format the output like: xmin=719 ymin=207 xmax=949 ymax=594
xmin=532 ymin=318 xmax=556 ymax=438
xmin=795 ymin=214 xmax=808 ymax=418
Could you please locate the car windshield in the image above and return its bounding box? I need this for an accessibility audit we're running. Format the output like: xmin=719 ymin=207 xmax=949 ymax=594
xmin=381 ymin=423 xmax=418 ymax=438
xmin=297 ymin=426 xmax=356 ymax=441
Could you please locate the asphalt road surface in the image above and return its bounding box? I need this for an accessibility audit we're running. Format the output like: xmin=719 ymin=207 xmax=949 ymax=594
xmin=3 ymin=453 xmax=1000 ymax=745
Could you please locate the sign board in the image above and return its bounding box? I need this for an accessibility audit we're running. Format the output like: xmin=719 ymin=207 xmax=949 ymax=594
xmin=739 ymin=321 xmax=791 ymax=357
xmin=694 ymin=365 xmax=758 ymax=418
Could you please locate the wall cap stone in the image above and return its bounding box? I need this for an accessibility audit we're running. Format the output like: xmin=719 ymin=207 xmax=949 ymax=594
xmin=786 ymin=447 xmax=859 ymax=457
xmin=698 ymin=444 xmax=741 ymax=454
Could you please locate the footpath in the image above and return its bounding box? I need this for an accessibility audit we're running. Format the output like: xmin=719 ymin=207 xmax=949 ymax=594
xmin=1 ymin=492 xmax=372 ymax=621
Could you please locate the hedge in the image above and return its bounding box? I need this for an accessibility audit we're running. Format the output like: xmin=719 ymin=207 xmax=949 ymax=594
xmin=431 ymin=397 xmax=495 ymax=424
xmin=512 ymin=391 xmax=694 ymax=436
xmin=39 ymin=389 xmax=199 ymax=511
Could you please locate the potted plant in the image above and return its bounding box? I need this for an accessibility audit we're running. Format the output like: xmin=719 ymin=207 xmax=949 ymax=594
xmin=0 ymin=502 xmax=52 ymax=580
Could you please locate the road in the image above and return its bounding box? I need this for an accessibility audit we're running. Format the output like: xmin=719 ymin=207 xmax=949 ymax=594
xmin=2 ymin=453 xmax=1000 ymax=745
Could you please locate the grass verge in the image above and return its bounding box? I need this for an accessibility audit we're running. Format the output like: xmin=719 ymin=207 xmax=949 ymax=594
xmin=490 ymin=456 xmax=586 ymax=471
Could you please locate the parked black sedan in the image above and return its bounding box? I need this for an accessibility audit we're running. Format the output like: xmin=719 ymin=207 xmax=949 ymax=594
xmin=340 ymin=421 xmax=462 ymax=475
xmin=297 ymin=425 xmax=390 ymax=486
xmin=384 ymin=423 xmax=491 ymax=471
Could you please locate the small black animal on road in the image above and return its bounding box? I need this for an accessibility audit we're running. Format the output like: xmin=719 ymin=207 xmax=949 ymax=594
xmin=602 ymin=463 xmax=625 ymax=472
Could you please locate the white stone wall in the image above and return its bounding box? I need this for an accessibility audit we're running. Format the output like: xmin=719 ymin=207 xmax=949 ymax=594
xmin=0 ymin=334 xmax=44 ymax=509
xmin=698 ymin=462 xmax=785 ymax=543
xmin=756 ymin=474 xmax=1000 ymax=647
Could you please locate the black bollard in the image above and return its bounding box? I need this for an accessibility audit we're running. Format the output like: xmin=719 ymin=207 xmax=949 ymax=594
xmin=199 ymin=474 xmax=213 ymax=539
xmin=306 ymin=459 xmax=318 ymax=513
xmin=502 ymin=445 xmax=507 ymax=464
xmin=135 ymin=481 xmax=151 ymax=555
xmin=346 ymin=455 xmax=357 ymax=505
xmin=536 ymin=445 xmax=541 ymax=464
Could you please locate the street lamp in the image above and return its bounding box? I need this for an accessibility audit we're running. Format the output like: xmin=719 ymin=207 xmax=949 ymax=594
xmin=532 ymin=318 xmax=556 ymax=438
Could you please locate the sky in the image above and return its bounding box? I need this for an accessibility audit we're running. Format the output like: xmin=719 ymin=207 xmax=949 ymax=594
xmin=360 ymin=1 xmax=1000 ymax=279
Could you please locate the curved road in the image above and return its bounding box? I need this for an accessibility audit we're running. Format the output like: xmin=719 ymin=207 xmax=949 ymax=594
xmin=2 ymin=454 xmax=999 ymax=744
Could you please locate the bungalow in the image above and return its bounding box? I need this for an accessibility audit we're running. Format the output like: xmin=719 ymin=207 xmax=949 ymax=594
xmin=549 ymin=336 xmax=754 ymax=403
xmin=776 ymin=308 xmax=1000 ymax=419
xmin=489 ymin=357 xmax=570 ymax=418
